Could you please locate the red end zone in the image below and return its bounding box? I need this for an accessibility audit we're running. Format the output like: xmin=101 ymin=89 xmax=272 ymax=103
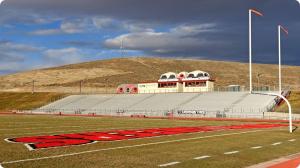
xmin=5 ymin=123 xmax=286 ymax=150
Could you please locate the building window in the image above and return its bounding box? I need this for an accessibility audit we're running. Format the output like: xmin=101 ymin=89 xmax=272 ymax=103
xmin=160 ymin=75 xmax=167 ymax=79
xmin=197 ymin=73 xmax=204 ymax=78
xmin=169 ymin=75 xmax=176 ymax=79
xmin=185 ymin=81 xmax=206 ymax=87
xmin=187 ymin=74 xmax=195 ymax=78
xmin=159 ymin=82 xmax=177 ymax=88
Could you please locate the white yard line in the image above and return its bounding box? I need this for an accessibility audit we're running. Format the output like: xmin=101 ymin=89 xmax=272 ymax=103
xmin=0 ymin=126 xmax=81 ymax=131
xmin=288 ymin=139 xmax=296 ymax=142
xmin=158 ymin=162 xmax=180 ymax=167
xmin=224 ymin=151 xmax=239 ymax=155
xmin=0 ymin=129 xmax=268 ymax=165
xmin=251 ymin=146 xmax=263 ymax=149
xmin=194 ymin=155 xmax=211 ymax=160
xmin=271 ymin=142 xmax=282 ymax=146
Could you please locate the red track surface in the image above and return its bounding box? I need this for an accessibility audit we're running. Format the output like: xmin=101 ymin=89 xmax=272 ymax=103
xmin=6 ymin=123 xmax=286 ymax=150
xmin=268 ymin=157 xmax=300 ymax=168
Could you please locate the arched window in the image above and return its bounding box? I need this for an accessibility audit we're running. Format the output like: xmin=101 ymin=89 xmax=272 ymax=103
xmin=187 ymin=74 xmax=195 ymax=78
xmin=160 ymin=75 xmax=168 ymax=79
xmin=126 ymin=88 xmax=130 ymax=93
xmin=197 ymin=73 xmax=204 ymax=78
xmin=169 ymin=75 xmax=176 ymax=79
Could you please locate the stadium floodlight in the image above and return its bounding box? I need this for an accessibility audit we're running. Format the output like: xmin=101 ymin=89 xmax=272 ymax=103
xmin=278 ymin=25 xmax=288 ymax=94
xmin=249 ymin=9 xmax=263 ymax=93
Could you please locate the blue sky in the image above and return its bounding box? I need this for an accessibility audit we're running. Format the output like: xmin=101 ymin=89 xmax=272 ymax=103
xmin=0 ymin=0 xmax=299 ymax=75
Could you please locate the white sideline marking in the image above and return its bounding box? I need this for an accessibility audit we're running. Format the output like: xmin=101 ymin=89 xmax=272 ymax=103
xmin=288 ymin=139 xmax=296 ymax=142
xmin=271 ymin=142 xmax=282 ymax=146
xmin=194 ymin=155 xmax=211 ymax=160
xmin=0 ymin=126 xmax=80 ymax=131
xmin=251 ymin=146 xmax=263 ymax=149
xmin=0 ymin=129 xmax=267 ymax=165
xmin=0 ymin=164 xmax=3 ymax=168
xmin=224 ymin=151 xmax=239 ymax=155
xmin=158 ymin=162 xmax=180 ymax=167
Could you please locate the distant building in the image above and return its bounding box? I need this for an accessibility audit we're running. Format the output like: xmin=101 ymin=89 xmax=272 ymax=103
xmin=117 ymin=70 xmax=215 ymax=94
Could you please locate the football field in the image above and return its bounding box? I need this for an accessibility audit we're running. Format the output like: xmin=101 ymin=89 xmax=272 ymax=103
xmin=0 ymin=114 xmax=299 ymax=168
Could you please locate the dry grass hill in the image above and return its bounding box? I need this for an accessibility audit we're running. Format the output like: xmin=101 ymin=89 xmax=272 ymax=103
xmin=0 ymin=57 xmax=299 ymax=93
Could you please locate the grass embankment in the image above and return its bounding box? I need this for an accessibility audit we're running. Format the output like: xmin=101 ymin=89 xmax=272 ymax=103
xmin=0 ymin=92 xmax=67 ymax=111
xmin=276 ymin=91 xmax=300 ymax=114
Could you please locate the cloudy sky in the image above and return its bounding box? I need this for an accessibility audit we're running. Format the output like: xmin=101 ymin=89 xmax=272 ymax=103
xmin=0 ymin=0 xmax=299 ymax=75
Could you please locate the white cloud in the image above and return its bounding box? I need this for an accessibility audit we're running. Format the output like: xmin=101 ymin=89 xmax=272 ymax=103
xmin=31 ymin=17 xmax=157 ymax=35
xmin=104 ymin=23 xmax=217 ymax=53
xmin=170 ymin=24 xmax=217 ymax=35
xmin=31 ymin=29 xmax=61 ymax=35
xmin=92 ymin=17 xmax=116 ymax=29
xmin=43 ymin=48 xmax=83 ymax=66
xmin=0 ymin=41 xmax=41 ymax=52
xmin=31 ymin=19 xmax=88 ymax=35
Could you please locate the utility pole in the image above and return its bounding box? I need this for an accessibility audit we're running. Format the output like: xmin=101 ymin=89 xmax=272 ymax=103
xmin=80 ymin=80 xmax=83 ymax=94
xmin=257 ymin=73 xmax=263 ymax=91
xmin=32 ymin=80 xmax=35 ymax=94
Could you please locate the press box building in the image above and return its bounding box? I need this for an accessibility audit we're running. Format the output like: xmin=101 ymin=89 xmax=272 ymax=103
xmin=117 ymin=70 xmax=215 ymax=94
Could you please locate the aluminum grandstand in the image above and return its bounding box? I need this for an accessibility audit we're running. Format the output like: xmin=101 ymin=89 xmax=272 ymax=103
xmin=35 ymin=92 xmax=277 ymax=118
xmin=32 ymin=70 xmax=288 ymax=119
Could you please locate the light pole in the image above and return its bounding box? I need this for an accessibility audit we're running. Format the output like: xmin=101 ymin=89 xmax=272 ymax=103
xmin=257 ymin=73 xmax=263 ymax=91
xmin=249 ymin=9 xmax=263 ymax=93
xmin=120 ymin=38 xmax=125 ymax=57
xmin=32 ymin=80 xmax=35 ymax=94
xmin=278 ymin=25 xmax=288 ymax=94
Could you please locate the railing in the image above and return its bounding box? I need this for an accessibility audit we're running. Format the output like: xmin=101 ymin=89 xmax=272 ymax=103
xmin=26 ymin=105 xmax=297 ymax=120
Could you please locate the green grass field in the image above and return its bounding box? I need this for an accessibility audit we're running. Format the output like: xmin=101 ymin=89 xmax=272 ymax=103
xmin=0 ymin=115 xmax=299 ymax=168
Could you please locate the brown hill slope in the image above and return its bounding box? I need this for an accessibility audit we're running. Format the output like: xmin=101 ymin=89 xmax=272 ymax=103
xmin=0 ymin=57 xmax=299 ymax=93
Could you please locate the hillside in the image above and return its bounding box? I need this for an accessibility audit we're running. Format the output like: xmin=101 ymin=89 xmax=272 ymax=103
xmin=0 ymin=92 xmax=66 ymax=111
xmin=0 ymin=57 xmax=299 ymax=93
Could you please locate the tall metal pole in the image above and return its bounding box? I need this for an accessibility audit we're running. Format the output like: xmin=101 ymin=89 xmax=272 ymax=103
xmin=249 ymin=9 xmax=263 ymax=93
xmin=32 ymin=80 xmax=35 ymax=94
xmin=80 ymin=80 xmax=83 ymax=94
xmin=278 ymin=25 xmax=282 ymax=94
xmin=249 ymin=10 xmax=252 ymax=93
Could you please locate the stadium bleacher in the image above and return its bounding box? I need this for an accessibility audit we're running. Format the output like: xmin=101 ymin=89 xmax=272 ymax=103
xmin=35 ymin=92 xmax=277 ymax=118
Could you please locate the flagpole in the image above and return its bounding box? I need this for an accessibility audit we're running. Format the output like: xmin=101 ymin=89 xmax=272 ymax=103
xmin=278 ymin=25 xmax=282 ymax=94
xmin=249 ymin=10 xmax=252 ymax=93
xmin=249 ymin=9 xmax=263 ymax=93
